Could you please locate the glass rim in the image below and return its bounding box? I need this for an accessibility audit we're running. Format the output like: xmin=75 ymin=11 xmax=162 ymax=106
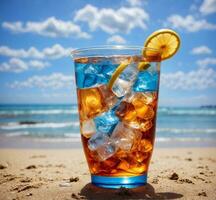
xmin=71 ymin=45 xmax=161 ymax=56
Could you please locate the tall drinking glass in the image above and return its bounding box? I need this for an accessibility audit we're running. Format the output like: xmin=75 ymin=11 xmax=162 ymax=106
xmin=72 ymin=46 xmax=161 ymax=189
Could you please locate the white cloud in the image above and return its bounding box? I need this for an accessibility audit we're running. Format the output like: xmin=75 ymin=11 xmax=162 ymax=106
xmin=0 ymin=58 xmax=28 ymax=73
xmin=2 ymin=17 xmax=91 ymax=39
xmin=106 ymin=35 xmax=126 ymax=44
xmin=191 ymin=45 xmax=212 ymax=55
xmin=0 ymin=58 xmax=50 ymax=73
xmin=197 ymin=57 xmax=216 ymax=67
xmin=200 ymin=0 xmax=216 ymax=15
xmin=28 ymin=60 xmax=50 ymax=69
xmin=161 ymin=66 xmax=216 ymax=90
xmin=74 ymin=4 xmax=149 ymax=34
xmin=9 ymin=73 xmax=74 ymax=89
xmin=0 ymin=44 xmax=73 ymax=59
xmin=166 ymin=14 xmax=216 ymax=32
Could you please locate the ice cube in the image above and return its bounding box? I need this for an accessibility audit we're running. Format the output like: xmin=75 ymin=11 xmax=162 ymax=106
xmin=115 ymin=101 xmax=137 ymax=124
xmin=138 ymin=139 xmax=153 ymax=153
xmin=132 ymin=100 xmax=155 ymax=120
xmin=96 ymin=142 xmax=116 ymax=161
xmin=78 ymin=87 xmax=104 ymax=120
xmin=78 ymin=85 xmax=117 ymax=120
xmin=83 ymin=64 xmax=102 ymax=87
xmin=140 ymin=120 xmax=153 ymax=132
xmin=75 ymin=63 xmax=85 ymax=88
xmin=112 ymin=79 xmax=132 ymax=98
xmin=115 ymin=92 xmax=155 ymax=130
xmin=111 ymin=63 xmax=139 ymax=97
xmin=88 ymin=132 xmax=110 ymax=151
xmin=96 ymin=74 xmax=108 ymax=85
xmin=100 ymin=85 xmax=118 ymax=109
xmin=84 ymin=74 xmax=97 ymax=88
xmin=131 ymin=92 xmax=156 ymax=105
xmin=88 ymin=132 xmax=116 ymax=161
xmin=133 ymin=71 xmax=159 ymax=92
xmin=94 ymin=110 xmax=119 ymax=136
xmin=111 ymin=122 xmax=142 ymax=152
xmin=84 ymin=64 xmax=101 ymax=74
xmin=101 ymin=64 xmax=116 ymax=77
xmin=80 ymin=119 xmax=96 ymax=138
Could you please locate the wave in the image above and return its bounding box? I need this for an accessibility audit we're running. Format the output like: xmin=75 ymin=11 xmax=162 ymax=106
xmin=156 ymin=137 xmax=216 ymax=142
xmin=2 ymin=133 xmax=215 ymax=144
xmin=158 ymin=108 xmax=216 ymax=116
xmin=1 ymin=106 xmax=216 ymax=117
xmin=0 ymin=121 xmax=80 ymax=130
xmin=5 ymin=131 xmax=30 ymax=137
xmin=0 ymin=109 xmax=78 ymax=116
xmin=1 ymin=131 xmax=81 ymax=140
xmin=156 ymin=128 xmax=216 ymax=134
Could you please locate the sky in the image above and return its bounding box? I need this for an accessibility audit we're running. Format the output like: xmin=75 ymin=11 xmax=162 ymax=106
xmin=0 ymin=0 xmax=216 ymax=106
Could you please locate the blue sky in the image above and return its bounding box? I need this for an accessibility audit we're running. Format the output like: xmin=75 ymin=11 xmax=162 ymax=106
xmin=0 ymin=0 xmax=216 ymax=106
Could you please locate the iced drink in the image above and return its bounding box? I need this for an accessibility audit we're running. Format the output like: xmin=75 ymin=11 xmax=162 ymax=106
xmin=73 ymin=47 xmax=161 ymax=188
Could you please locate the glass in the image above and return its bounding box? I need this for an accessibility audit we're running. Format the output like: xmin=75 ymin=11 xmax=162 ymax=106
xmin=72 ymin=46 xmax=161 ymax=189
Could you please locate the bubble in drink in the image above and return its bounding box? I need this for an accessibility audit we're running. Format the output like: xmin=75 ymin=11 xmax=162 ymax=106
xmin=80 ymin=119 xmax=96 ymax=138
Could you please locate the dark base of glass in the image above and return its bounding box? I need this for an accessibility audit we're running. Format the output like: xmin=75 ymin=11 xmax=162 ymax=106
xmin=91 ymin=174 xmax=147 ymax=189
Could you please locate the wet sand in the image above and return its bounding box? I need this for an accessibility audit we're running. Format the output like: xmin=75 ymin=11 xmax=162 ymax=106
xmin=0 ymin=148 xmax=215 ymax=200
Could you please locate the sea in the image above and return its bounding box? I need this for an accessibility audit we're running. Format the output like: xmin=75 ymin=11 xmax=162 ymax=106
xmin=0 ymin=104 xmax=216 ymax=147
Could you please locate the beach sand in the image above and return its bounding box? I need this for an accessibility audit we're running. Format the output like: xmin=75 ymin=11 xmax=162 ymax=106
xmin=0 ymin=148 xmax=215 ymax=200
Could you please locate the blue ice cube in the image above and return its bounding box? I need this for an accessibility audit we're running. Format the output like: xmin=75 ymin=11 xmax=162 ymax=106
xmin=75 ymin=63 xmax=85 ymax=88
xmin=101 ymin=64 xmax=117 ymax=77
xmin=83 ymin=64 xmax=103 ymax=87
xmin=84 ymin=64 xmax=101 ymax=74
xmin=94 ymin=110 xmax=119 ymax=136
xmin=133 ymin=71 xmax=159 ymax=92
xmin=96 ymin=74 xmax=108 ymax=85
xmin=84 ymin=74 xmax=97 ymax=87
xmin=88 ymin=132 xmax=110 ymax=151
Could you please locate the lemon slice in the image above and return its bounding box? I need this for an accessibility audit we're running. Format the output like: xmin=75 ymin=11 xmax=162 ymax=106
xmin=107 ymin=58 xmax=132 ymax=89
xmin=144 ymin=29 xmax=180 ymax=60
xmin=108 ymin=29 xmax=180 ymax=89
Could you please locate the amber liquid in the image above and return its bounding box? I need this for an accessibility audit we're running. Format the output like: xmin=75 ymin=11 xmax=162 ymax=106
xmin=75 ymin=55 xmax=160 ymax=177
xmin=77 ymin=86 xmax=158 ymax=177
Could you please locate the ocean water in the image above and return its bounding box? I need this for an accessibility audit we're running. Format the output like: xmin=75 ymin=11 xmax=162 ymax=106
xmin=0 ymin=104 xmax=216 ymax=145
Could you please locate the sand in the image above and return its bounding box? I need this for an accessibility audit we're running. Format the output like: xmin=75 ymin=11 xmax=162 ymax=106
xmin=0 ymin=148 xmax=215 ymax=200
